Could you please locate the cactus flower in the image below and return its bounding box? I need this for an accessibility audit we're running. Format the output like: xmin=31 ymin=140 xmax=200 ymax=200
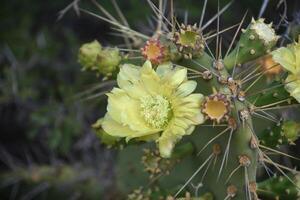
xmin=100 ymin=61 xmax=204 ymax=157
xmin=272 ymin=37 xmax=300 ymax=102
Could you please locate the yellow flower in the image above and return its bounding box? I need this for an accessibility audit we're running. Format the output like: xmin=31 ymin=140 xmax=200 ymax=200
xmin=101 ymin=61 xmax=204 ymax=157
xmin=272 ymin=36 xmax=300 ymax=102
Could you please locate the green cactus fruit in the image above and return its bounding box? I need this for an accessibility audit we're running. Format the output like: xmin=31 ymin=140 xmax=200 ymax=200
xmin=78 ymin=40 xmax=102 ymax=71
xmin=95 ymin=48 xmax=121 ymax=76
xmin=224 ymin=18 xmax=279 ymax=69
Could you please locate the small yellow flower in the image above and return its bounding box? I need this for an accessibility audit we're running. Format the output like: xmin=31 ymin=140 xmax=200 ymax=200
xmin=101 ymin=61 xmax=204 ymax=157
xmin=272 ymin=36 xmax=300 ymax=102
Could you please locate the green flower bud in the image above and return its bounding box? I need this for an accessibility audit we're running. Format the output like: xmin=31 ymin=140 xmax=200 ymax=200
xmin=95 ymin=48 xmax=121 ymax=76
xmin=224 ymin=18 xmax=279 ymax=69
xmin=282 ymin=120 xmax=300 ymax=144
xmin=78 ymin=40 xmax=102 ymax=70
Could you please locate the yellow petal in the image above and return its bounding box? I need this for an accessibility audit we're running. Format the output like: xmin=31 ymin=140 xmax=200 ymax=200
xmin=166 ymin=67 xmax=187 ymax=87
xmin=117 ymin=64 xmax=148 ymax=99
xmin=272 ymin=47 xmax=296 ymax=74
xmin=294 ymin=42 xmax=300 ymax=74
xmin=158 ymin=130 xmax=180 ymax=158
xmin=156 ymin=62 xmax=173 ymax=77
xmin=117 ymin=63 xmax=140 ymax=86
xmin=285 ymin=74 xmax=300 ymax=103
xmin=102 ymin=114 xmax=137 ymax=137
xmin=188 ymin=112 xmax=205 ymax=124
xmin=175 ymin=80 xmax=197 ymax=97
xmin=136 ymin=133 xmax=160 ymax=142
xmin=140 ymin=60 xmax=161 ymax=95
xmin=107 ymin=88 xmax=130 ymax=123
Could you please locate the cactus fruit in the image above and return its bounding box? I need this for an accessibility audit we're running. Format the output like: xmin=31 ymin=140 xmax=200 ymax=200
xmin=224 ymin=18 xmax=279 ymax=69
xmin=77 ymin=1 xmax=300 ymax=199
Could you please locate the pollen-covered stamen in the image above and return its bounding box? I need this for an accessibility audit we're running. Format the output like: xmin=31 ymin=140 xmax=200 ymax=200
xmin=202 ymin=94 xmax=230 ymax=123
xmin=174 ymin=24 xmax=205 ymax=59
xmin=141 ymin=39 xmax=165 ymax=64
xmin=140 ymin=95 xmax=171 ymax=129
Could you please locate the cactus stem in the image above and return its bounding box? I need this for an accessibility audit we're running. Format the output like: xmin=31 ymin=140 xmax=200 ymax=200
xmin=244 ymin=167 xmax=252 ymax=200
xmin=226 ymin=164 xmax=242 ymax=183
xmin=218 ymin=129 xmax=234 ymax=179
xmin=197 ymin=127 xmax=231 ymax=156
xmin=174 ymin=153 xmax=214 ymax=198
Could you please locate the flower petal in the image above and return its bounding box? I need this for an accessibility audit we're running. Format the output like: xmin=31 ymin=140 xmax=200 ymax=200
xmin=102 ymin=114 xmax=138 ymax=137
xmin=156 ymin=62 xmax=173 ymax=77
xmin=117 ymin=64 xmax=148 ymax=99
xmin=175 ymin=80 xmax=197 ymax=97
xmin=167 ymin=67 xmax=187 ymax=87
xmin=140 ymin=60 xmax=161 ymax=95
xmin=158 ymin=129 xmax=181 ymax=158
xmin=272 ymin=47 xmax=296 ymax=74
xmin=285 ymin=74 xmax=300 ymax=103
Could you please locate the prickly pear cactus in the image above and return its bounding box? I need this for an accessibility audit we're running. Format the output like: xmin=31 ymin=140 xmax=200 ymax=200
xmin=76 ymin=1 xmax=300 ymax=199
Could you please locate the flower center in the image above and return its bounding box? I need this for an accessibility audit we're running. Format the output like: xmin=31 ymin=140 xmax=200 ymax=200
xmin=141 ymin=39 xmax=164 ymax=64
xmin=140 ymin=95 xmax=171 ymax=129
xmin=202 ymin=94 xmax=230 ymax=123
xmin=179 ymin=30 xmax=198 ymax=47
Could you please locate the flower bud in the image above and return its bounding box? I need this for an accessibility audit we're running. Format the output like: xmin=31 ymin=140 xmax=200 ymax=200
xmin=78 ymin=40 xmax=102 ymax=70
xmin=96 ymin=48 xmax=121 ymax=76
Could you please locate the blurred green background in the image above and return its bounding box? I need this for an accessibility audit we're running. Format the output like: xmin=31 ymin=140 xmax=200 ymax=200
xmin=0 ymin=0 xmax=300 ymax=199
